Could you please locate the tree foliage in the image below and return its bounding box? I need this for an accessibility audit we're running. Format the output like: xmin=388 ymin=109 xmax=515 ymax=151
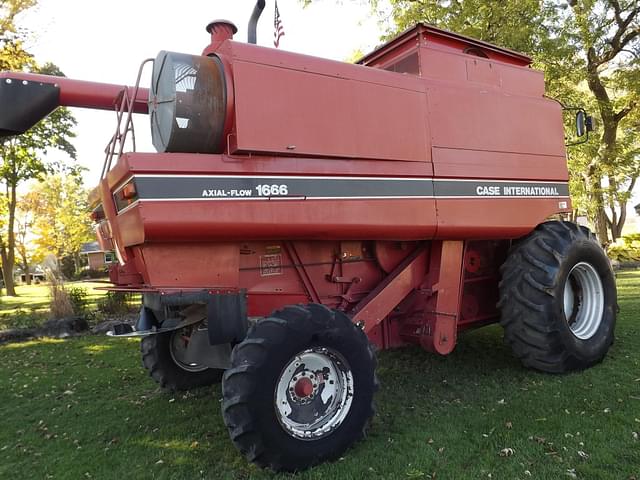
xmin=28 ymin=174 xmax=94 ymax=276
xmin=0 ymin=0 xmax=36 ymax=38
xmin=0 ymin=0 xmax=78 ymax=294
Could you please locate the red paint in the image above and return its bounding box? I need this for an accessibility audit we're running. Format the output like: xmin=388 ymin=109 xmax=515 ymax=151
xmin=353 ymin=246 xmax=429 ymax=333
xmin=0 ymin=71 xmax=148 ymax=113
xmin=294 ymin=377 xmax=313 ymax=398
xmin=1 ymin=23 xmax=575 ymax=356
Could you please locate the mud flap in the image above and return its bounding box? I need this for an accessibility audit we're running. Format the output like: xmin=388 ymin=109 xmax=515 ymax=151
xmin=207 ymin=291 xmax=248 ymax=345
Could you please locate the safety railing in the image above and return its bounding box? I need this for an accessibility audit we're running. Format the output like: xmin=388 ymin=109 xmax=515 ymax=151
xmin=100 ymin=58 xmax=154 ymax=180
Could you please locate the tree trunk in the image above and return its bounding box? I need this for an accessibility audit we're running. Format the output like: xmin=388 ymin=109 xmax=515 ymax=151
xmin=73 ymin=252 xmax=82 ymax=277
xmin=586 ymin=175 xmax=609 ymax=245
xmin=609 ymin=196 xmax=628 ymax=241
xmin=609 ymin=177 xmax=637 ymax=241
xmin=0 ymin=243 xmax=16 ymax=296
xmin=1 ymin=183 xmax=19 ymax=296
xmin=23 ymin=263 xmax=31 ymax=285
xmin=581 ymin=40 xmax=636 ymax=244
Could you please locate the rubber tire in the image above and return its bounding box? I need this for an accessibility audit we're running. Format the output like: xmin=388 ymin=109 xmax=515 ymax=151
xmin=498 ymin=221 xmax=617 ymax=373
xmin=221 ymin=304 xmax=378 ymax=472
xmin=140 ymin=331 xmax=223 ymax=391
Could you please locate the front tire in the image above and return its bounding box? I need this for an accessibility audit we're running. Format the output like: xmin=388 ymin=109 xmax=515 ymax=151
xmin=221 ymin=304 xmax=378 ymax=472
xmin=141 ymin=326 xmax=223 ymax=391
xmin=499 ymin=221 xmax=617 ymax=373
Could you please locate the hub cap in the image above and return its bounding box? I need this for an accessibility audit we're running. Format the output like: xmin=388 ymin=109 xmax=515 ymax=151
xmin=563 ymin=262 xmax=605 ymax=340
xmin=274 ymin=347 xmax=354 ymax=440
xmin=169 ymin=327 xmax=209 ymax=372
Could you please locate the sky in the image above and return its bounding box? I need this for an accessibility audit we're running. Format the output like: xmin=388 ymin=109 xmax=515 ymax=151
xmin=17 ymin=0 xmax=385 ymax=184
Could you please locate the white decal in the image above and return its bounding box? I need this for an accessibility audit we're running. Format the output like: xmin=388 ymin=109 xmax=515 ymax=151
xmin=476 ymin=186 xmax=501 ymax=196
xmin=502 ymin=186 xmax=560 ymax=196
xmin=202 ymin=189 xmax=253 ymax=198
xmin=256 ymin=184 xmax=289 ymax=196
xmin=260 ymin=254 xmax=283 ymax=276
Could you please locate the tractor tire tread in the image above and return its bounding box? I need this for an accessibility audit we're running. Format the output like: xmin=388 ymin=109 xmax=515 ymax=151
xmin=499 ymin=221 xmax=615 ymax=373
xmin=221 ymin=304 xmax=377 ymax=472
xmin=140 ymin=332 xmax=223 ymax=392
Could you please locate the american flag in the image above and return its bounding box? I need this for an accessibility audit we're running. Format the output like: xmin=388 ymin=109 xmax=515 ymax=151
xmin=274 ymin=0 xmax=285 ymax=48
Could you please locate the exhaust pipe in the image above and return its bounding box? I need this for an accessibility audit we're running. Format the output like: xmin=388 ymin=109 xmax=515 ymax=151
xmin=0 ymin=72 xmax=149 ymax=137
xmin=248 ymin=0 xmax=266 ymax=44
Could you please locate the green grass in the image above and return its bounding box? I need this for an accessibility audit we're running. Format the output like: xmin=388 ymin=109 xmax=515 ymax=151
xmin=0 ymin=272 xmax=638 ymax=479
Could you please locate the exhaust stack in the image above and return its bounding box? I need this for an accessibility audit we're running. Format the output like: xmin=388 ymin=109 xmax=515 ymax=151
xmin=248 ymin=0 xmax=266 ymax=44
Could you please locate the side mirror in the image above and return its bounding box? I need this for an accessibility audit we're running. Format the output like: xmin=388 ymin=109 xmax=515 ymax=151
xmin=576 ymin=110 xmax=594 ymax=138
xmin=576 ymin=110 xmax=586 ymax=137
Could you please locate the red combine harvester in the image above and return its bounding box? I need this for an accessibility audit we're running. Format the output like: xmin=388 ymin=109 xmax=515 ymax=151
xmin=0 ymin=3 xmax=615 ymax=471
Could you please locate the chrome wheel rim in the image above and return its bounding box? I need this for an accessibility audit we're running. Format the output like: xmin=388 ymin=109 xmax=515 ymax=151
xmin=169 ymin=327 xmax=209 ymax=372
xmin=274 ymin=347 xmax=354 ymax=440
xmin=563 ymin=262 xmax=605 ymax=340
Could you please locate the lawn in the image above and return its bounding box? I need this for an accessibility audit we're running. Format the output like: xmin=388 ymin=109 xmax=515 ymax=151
xmin=0 ymin=271 xmax=638 ymax=479
xmin=0 ymin=281 xmax=132 ymax=330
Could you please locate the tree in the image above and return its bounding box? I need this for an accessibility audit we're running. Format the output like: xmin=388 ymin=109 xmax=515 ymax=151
xmin=0 ymin=1 xmax=36 ymax=39
xmin=14 ymin=190 xmax=41 ymax=285
xmin=565 ymin=0 xmax=640 ymax=243
xmin=1 ymin=0 xmax=78 ymax=295
xmin=29 ymin=174 xmax=94 ymax=277
xmin=0 ymin=1 xmax=36 ymax=69
xmin=0 ymin=63 xmax=77 ymax=294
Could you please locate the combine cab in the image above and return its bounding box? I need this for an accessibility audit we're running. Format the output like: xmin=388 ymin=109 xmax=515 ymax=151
xmin=0 ymin=3 xmax=615 ymax=472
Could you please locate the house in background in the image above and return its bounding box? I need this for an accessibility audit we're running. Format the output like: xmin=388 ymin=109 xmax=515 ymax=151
xmin=15 ymin=267 xmax=46 ymax=284
xmin=80 ymin=242 xmax=116 ymax=271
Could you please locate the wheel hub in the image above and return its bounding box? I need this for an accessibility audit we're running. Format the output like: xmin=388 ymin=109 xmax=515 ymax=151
xmin=291 ymin=375 xmax=316 ymax=400
xmin=169 ymin=326 xmax=209 ymax=372
xmin=563 ymin=261 xmax=605 ymax=340
xmin=275 ymin=347 xmax=354 ymax=440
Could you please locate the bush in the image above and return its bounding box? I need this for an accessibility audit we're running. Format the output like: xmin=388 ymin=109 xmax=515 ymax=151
xmin=1 ymin=308 xmax=45 ymax=330
xmin=67 ymin=286 xmax=88 ymax=315
xmin=607 ymin=233 xmax=640 ymax=263
xmin=60 ymin=256 xmax=77 ymax=280
xmin=97 ymin=291 xmax=134 ymax=315
xmin=75 ymin=269 xmax=108 ymax=280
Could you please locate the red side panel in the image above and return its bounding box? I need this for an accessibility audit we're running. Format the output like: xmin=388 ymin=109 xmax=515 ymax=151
xmin=138 ymin=243 xmax=239 ymax=288
xmin=131 ymin=199 xmax=438 ymax=242
xmin=435 ymin=198 xmax=570 ymax=238
xmin=420 ymin=48 xmax=544 ymax=97
xmin=427 ymin=87 xmax=565 ymax=157
xmin=230 ymin=53 xmax=430 ymax=162
xmin=107 ymin=152 xmax=433 ymax=180
xmin=431 ymin=148 xmax=568 ymax=180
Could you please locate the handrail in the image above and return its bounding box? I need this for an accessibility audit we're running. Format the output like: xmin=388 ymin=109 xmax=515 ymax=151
xmin=101 ymin=58 xmax=154 ymax=180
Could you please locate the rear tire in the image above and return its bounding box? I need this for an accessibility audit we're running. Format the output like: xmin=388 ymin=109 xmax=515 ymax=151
xmin=499 ymin=221 xmax=616 ymax=373
xmin=221 ymin=304 xmax=378 ymax=472
xmin=141 ymin=327 xmax=223 ymax=391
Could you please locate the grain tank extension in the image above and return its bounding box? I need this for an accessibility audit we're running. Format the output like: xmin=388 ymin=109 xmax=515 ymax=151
xmin=0 ymin=6 xmax=615 ymax=472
